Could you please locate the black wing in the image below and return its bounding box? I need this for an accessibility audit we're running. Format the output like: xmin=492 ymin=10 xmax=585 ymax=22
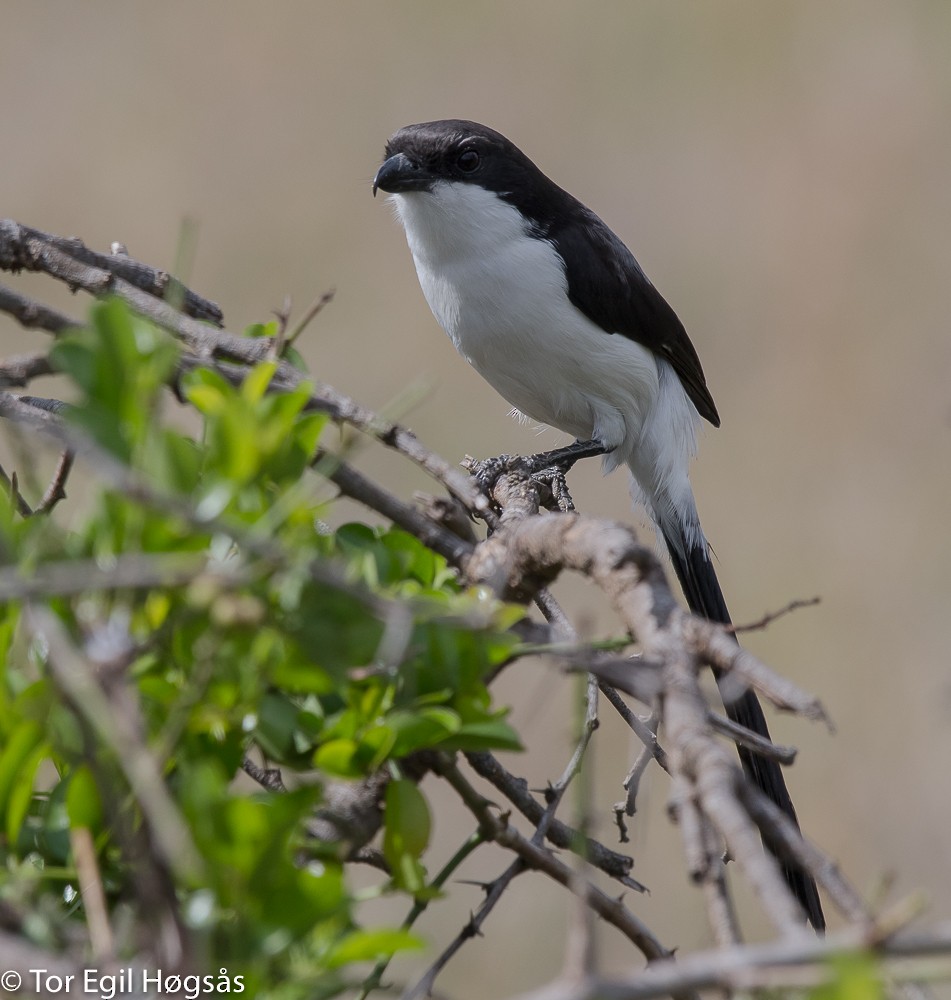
xmin=549 ymin=207 xmax=720 ymax=427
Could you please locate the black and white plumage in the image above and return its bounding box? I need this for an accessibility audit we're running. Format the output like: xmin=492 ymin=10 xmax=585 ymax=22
xmin=374 ymin=119 xmax=823 ymax=931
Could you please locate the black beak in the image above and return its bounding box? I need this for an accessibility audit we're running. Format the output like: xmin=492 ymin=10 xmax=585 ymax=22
xmin=372 ymin=152 xmax=435 ymax=196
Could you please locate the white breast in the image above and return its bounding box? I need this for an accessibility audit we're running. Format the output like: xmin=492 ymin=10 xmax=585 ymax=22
xmin=389 ymin=181 xmax=700 ymax=533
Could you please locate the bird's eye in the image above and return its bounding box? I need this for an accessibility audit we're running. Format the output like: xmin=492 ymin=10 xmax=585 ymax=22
xmin=456 ymin=149 xmax=480 ymax=172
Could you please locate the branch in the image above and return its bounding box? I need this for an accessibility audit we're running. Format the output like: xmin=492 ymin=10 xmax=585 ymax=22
xmin=429 ymin=753 xmax=672 ymax=961
xmin=0 ymin=349 xmax=56 ymax=386
xmin=313 ymin=447 xmax=472 ymax=566
xmin=506 ymin=919 xmax=951 ymax=1000
xmin=402 ymin=853 xmax=530 ymax=1000
xmin=464 ymin=751 xmax=643 ymax=889
xmin=404 ymin=677 xmax=640 ymax=1000
xmin=175 ymin=354 xmax=490 ymax=518
xmin=0 ymin=220 xmax=223 ymax=324
xmin=23 ymin=604 xmax=194 ymax=971
xmin=464 ymin=472 xmax=860 ymax=936
xmin=0 ymin=281 xmax=81 ymax=334
xmin=358 ymin=831 xmax=484 ymax=999
xmin=35 ymin=449 xmax=74 ymax=513
xmin=615 ymin=706 xmax=662 ymax=834
xmin=529 ymin=573 xmax=670 ymax=803
xmin=731 ymin=596 xmax=821 ymax=633
xmin=0 ymin=220 xmax=487 ymax=518
xmin=0 ymin=220 xmax=901 ymax=994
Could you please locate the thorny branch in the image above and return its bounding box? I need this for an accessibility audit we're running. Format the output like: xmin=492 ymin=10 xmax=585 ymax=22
xmin=428 ymin=753 xmax=672 ymax=959
xmin=0 ymin=221 xmax=919 ymax=999
xmin=465 ymin=473 xmax=856 ymax=933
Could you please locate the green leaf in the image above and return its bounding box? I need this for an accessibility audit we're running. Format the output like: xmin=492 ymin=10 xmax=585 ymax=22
xmin=446 ymin=717 xmax=523 ymax=753
xmin=244 ymin=320 xmax=280 ymax=339
xmin=65 ymin=766 xmax=104 ymax=832
xmin=314 ymin=739 xmax=363 ymax=778
xmin=385 ymin=708 xmax=460 ymax=757
xmin=288 ymin=583 xmax=383 ymax=676
xmin=324 ymin=927 xmax=423 ymax=968
xmin=383 ymin=779 xmax=431 ymax=892
xmin=254 ymin=692 xmax=302 ymax=761
xmin=36 ymin=771 xmax=74 ymax=865
xmin=241 ymin=361 xmax=278 ymax=403
xmin=50 ymin=299 xmax=179 ymax=459
xmin=182 ymin=366 xmax=232 ymax=413
xmin=270 ymin=655 xmax=334 ymax=695
xmin=4 ymin=741 xmax=48 ymax=845
xmin=0 ymin=720 xmax=43 ymax=818
xmin=811 ymin=955 xmax=883 ymax=1000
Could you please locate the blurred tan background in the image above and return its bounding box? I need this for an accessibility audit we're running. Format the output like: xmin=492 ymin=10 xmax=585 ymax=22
xmin=3 ymin=2 xmax=950 ymax=994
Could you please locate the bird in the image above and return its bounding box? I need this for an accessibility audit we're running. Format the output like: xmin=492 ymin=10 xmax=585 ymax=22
xmin=373 ymin=118 xmax=823 ymax=931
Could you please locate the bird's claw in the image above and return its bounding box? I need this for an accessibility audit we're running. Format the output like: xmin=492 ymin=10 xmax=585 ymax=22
xmin=463 ymin=439 xmax=606 ymax=513
xmin=529 ymin=466 xmax=576 ymax=512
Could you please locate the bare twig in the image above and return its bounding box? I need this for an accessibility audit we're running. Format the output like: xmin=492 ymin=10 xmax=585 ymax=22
xmin=464 ymin=751 xmax=642 ymax=889
xmin=617 ymin=706 xmax=662 ymax=825
xmin=285 ymin=287 xmax=335 ymax=348
xmin=561 ymin=675 xmax=600 ymax=985
xmin=405 ymin=678 xmax=633 ymax=1000
xmin=0 ymin=220 xmax=223 ymax=324
xmin=506 ymin=919 xmax=951 ymax=1000
xmin=0 ymin=281 xmax=81 ymax=334
xmin=707 ymin=710 xmax=798 ymax=765
xmin=70 ymin=827 xmax=115 ymax=961
xmin=359 ymin=830 xmax=484 ymax=1000
xmin=241 ymin=757 xmax=287 ymax=792
xmin=0 ymin=552 xmax=239 ymax=603
xmin=429 ymin=753 xmax=672 ymax=961
xmin=36 ymin=449 xmax=75 ymax=513
xmin=313 ymin=447 xmax=472 ymax=566
xmin=0 ymin=462 xmax=33 ymax=517
xmin=403 ymin=753 xmax=669 ymax=1000
xmin=738 ymin=780 xmax=870 ymax=924
xmin=732 ymin=597 xmax=822 ymax=634
xmin=405 ymin=675 xmax=641 ymax=998
xmin=402 ymin=853 xmax=529 ymax=1000
xmin=687 ymin=617 xmax=830 ymax=726
xmin=0 ymin=349 xmax=56 ymax=386
xmin=530 ymin=575 xmax=670 ymax=797
xmin=270 ymin=293 xmax=293 ymax=356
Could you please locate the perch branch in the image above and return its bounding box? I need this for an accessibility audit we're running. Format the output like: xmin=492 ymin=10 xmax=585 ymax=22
xmin=464 ymin=472 xmax=857 ymax=935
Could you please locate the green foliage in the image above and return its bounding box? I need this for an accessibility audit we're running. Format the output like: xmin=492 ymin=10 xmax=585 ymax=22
xmin=0 ymin=300 xmax=523 ymax=997
xmin=383 ymin=779 xmax=431 ymax=893
xmin=811 ymin=955 xmax=885 ymax=1000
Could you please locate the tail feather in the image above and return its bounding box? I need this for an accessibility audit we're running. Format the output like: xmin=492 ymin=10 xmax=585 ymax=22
xmin=663 ymin=529 xmax=825 ymax=932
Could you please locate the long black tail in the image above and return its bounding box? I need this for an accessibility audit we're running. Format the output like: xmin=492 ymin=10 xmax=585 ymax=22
xmin=663 ymin=532 xmax=825 ymax=932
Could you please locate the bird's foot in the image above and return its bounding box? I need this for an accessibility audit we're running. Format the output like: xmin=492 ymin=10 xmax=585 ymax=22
xmin=529 ymin=464 xmax=576 ymax=512
xmin=523 ymin=438 xmax=607 ymax=474
xmin=463 ymin=439 xmax=606 ymax=513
